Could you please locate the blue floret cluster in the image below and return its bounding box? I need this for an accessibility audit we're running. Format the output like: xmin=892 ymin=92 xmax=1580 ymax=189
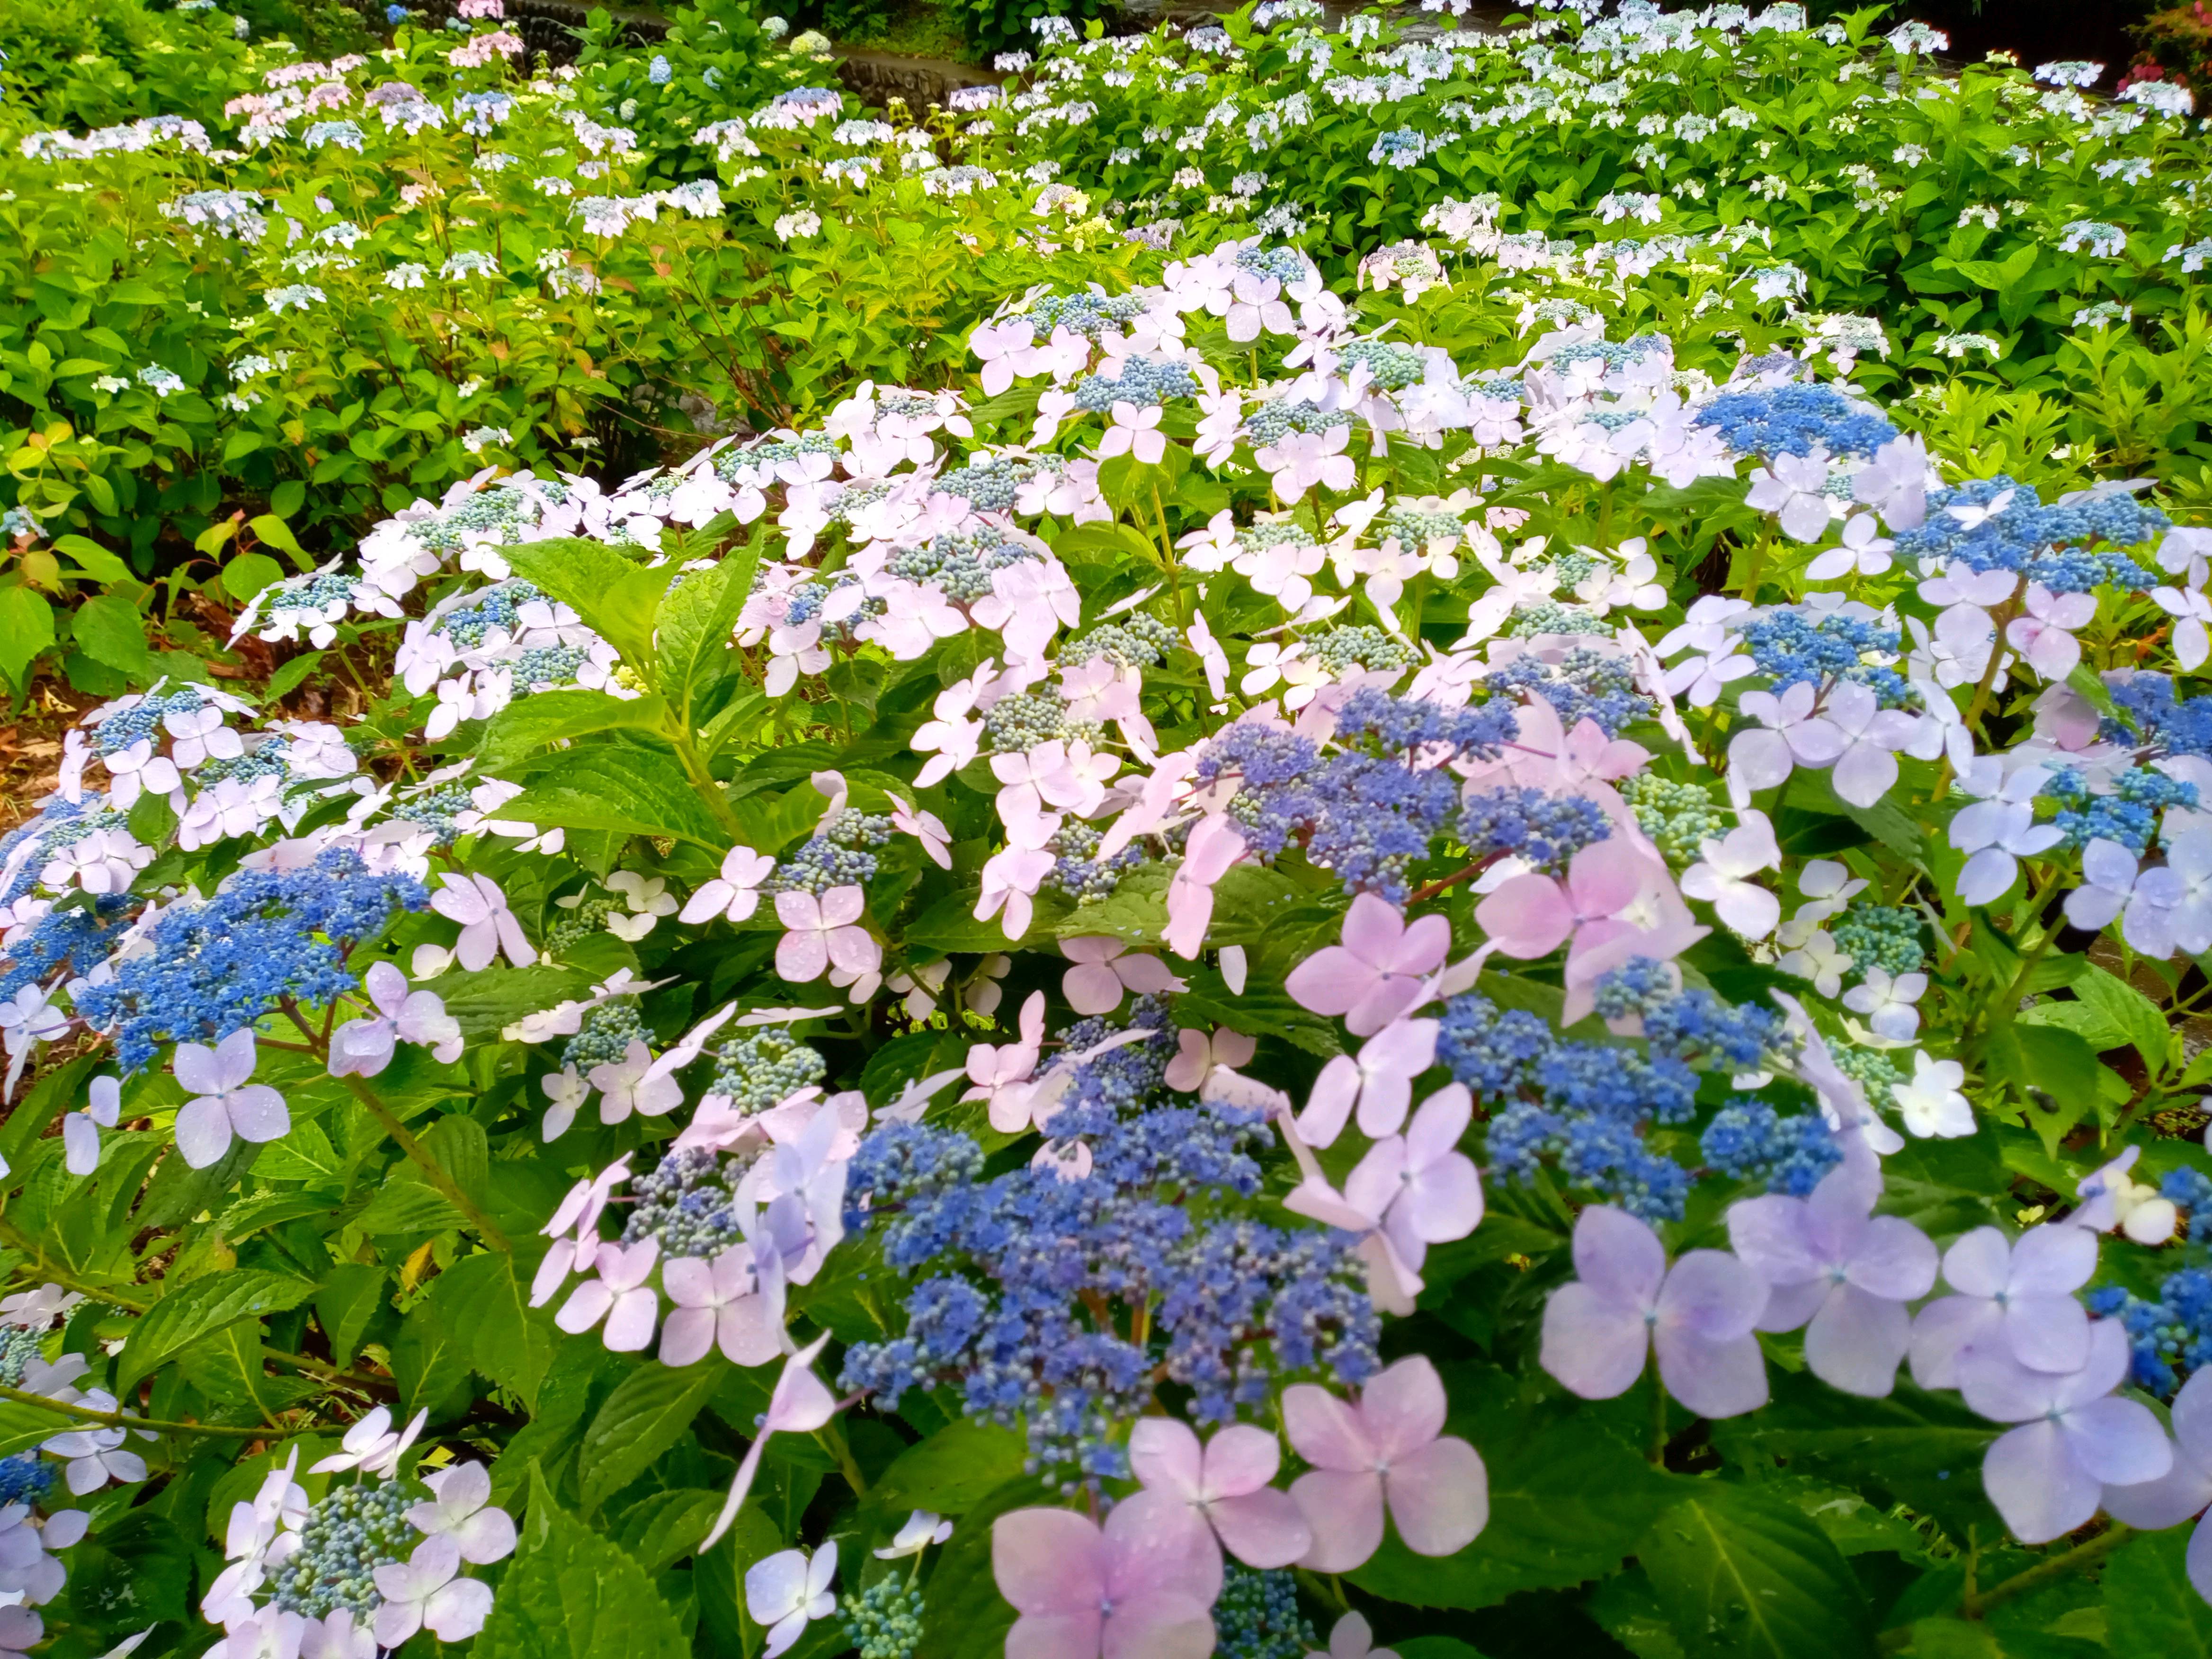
xmin=1441 ymin=959 xmax=1793 ymax=1222
xmin=840 ymin=998 xmax=1378 ymax=1483
xmin=72 ymin=849 xmax=428 ymax=1070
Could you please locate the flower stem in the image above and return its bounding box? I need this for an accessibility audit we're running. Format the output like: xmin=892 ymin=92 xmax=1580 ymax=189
xmin=816 ymin=1416 xmax=868 ymax=1496
xmin=338 ymin=1074 xmax=512 ymax=1252
xmin=1875 ymin=1526 xmax=2133 ymax=1651
xmin=278 ymin=999 xmax=510 ymax=1250
xmin=0 ymin=1381 xmax=273 ymax=1439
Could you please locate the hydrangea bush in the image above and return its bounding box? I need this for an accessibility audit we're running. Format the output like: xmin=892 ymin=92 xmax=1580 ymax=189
xmin=10 ymin=4 xmax=2212 ymax=1659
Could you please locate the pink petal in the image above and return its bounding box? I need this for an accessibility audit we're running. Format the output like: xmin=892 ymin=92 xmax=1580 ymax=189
xmin=227 ymin=1085 xmax=291 ymax=1144
xmin=1338 ymin=893 xmax=1406 ymax=966
xmin=993 ymin=1509 xmax=1105 ymax=1616
xmin=1360 ymin=1356 xmax=1448 ymax=1461
xmin=826 ymin=926 xmax=882 ymax=976
xmin=1102 ymin=1594 xmax=1216 ymax=1659
xmin=173 ymin=1097 xmax=233 ymax=1168
xmin=1345 ymin=975 xmax=1428 ymax=1038
xmin=1008 ymin=1612 xmax=1106 ymax=1659
xmin=1296 ymin=1057 xmax=1361 ymax=1150
xmin=602 ymin=1286 xmax=660 ymax=1352
xmin=1105 ymin=1492 xmax=1221 ymax=1604
xmin=1291 ymin=1469 xmax=1385 ymax=1572
xmin=1938 ymin=1227 xmax=2011 ymax=1298
xmin=774 ymin=890 xmax=821 ymax=929
xmin=1474 ymin=876 xmax=1574 ymax=958
xmin=1284 ymin=947 xmax=1374 ymax=1017
xmin=1652 ymin=1327 xmax=1769 ymax=1419
xmin=819 ymin=886 xmax=866 ymax=927
xmin=1399 ymin=1155 xmax=1482 ymax=1243
xmin=1804 ymin=1285 xmax=1908 ymax=1397
xmin=1983 ymin=1420 xmax=2099 ymax=1545
xmin=1200 ymin=1424 xmax=1282 ymax=1498
xmin=1573 ymin=1205 xmax=1666 ymax=1307
xmin=1383 ymin=1435 xmax=1488 ymax=1556
xmin=776 ymin=930 xmax=830 ymax=982
xmin=1541 ymin=1283 xmax=1650 ymax=1400
xmin=658 ymin=1307 xmax=716 ymax=1369
xmin=1282 ymin=1383 xmax=1374 ymax=1471
xmin=1128 ymin=1418 xmax=1205 ymax=1502
xmin=1389 ymin=912 xmax=1452 ymax=976
xmin=1209 ymin=1488 xmax=1313 ymax=1570
xmin=1064 ymin=963 xmax=1128 ymax=1017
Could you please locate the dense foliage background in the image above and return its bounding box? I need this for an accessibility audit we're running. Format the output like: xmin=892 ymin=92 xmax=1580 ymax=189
xmin=6 ymin=4 xmax=2212 ymax=1659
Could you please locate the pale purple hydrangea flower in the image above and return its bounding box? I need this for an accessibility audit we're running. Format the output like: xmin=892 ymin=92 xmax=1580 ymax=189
xmin=1961 ymin=1319 xmax=2170 ymax=1543
xmin=1908 ymin=1224 xmax=2096 ymax=1389
xmin=1540 ymin=1205 xmax=1769 ymax=1418
xmin=1727 ymin=1166 xmax=1937 ymax=1397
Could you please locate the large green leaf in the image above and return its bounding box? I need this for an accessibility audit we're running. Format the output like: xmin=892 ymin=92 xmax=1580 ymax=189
xmin=115 ymin=1269 xmax=313 ymax=1395
xmin=496 ymin=745 xmax=729 ymax=848
xmin=867 ymin=1420 xmax=1027 ymax=1521
xmin=576 ymin=1359 xmax=727 ymax=1512
xmin=434 ymin=1249 xmax=560 ymax=1412
xmin=0 ymin=1396 xmax=80 ymax=1458
xmin=1636 ymin=1485 xmax=1876 ymax=1659
xmin=0 ymin=585 xmax=56 ymax=689
xmin=474 ymin=1482 xmax=691 ymax=1659
xmin=503 ymin=538 xmax=672 ymax=673
xmin=432 ymin=963 xmax=593 ymax=1039
xmin=2105 ymin=1526 xmax=2212 ymax=1655
xmin=655 ymin=554 xmax=756 ymax=736
xmin=479 ymin=690 xmax=669 ymax=772
xmin=1711 ymin=1372 xmax=1999 ymax=1537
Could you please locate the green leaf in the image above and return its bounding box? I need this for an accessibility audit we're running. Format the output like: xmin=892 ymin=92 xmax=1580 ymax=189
xmin=223 ymin=552 xmax=286 ymax=607
xmin=248 ymin=513 xmax=308 ymax=567
xmin=614 ymin=1488 xmax=728 ymax=1574
xmin=0 ymin=585 xmax=58 ymax=689
xmin=115 ymin=1269 xmax=313 ymax=1395
xmin=496 ymin=745 xmax=730 ymax=848
xmin=474 ymin=1485 xmax=692 ymax=1659
xmin=1396 ymin=1642 xmax=1490 ymax=1659
xmin=2042 ymin=967 xmax=2170 ymax=1073
xmin=2105 ymin=1526 xmax=2212 ymax=1655
xmin=1899 ymin=1622 xmax=2005 ymax=1659
xmin=52 ymin=534 xmax=131 ymax=583
xmin=479 ymin=690 xmax=669 ymax=772
xmin=355 ymin=1180 xmax=466 ymax=1235
xmin=0 ymin=1396 xmax=81 ymax=1458
xmin=432 ymin=963 xmax=592 ymax=1039
xmin=656 ymin=554 xmax=756 ymax=734
xmin=70 ymin=592 xmax=152 ymax=679
xmin=867 ymin=1421 xmax=1027 ymax=1520
xmin=576 ymin=1360 xmax=727 ymax=1512
xmin=504 ymin=538 xmax=672 ymax=674
xmin=1710 ymin=1373 xmax=1999 ymax=1538
xmin=312 ymin=1263 xmax=387 ymax=1371
xmin=435 ymin=1249 xmax=559 ymax=1412
xmin=264 ymin=650 xmax=325 ymax=701
xmin=392 ymin=1302 xmax=474 ymax=1421
xmin=1636 ymin=1485 xmax=1875 ymax=1659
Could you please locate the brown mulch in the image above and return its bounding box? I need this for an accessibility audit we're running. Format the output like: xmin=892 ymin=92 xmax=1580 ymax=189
xmin=0 ymin=683 xmax=97 ymax=837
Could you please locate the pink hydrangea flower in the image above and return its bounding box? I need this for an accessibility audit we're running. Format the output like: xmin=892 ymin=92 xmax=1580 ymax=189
xmin=1283 ymin=1356 xmax=1488 ymax=1571
xmin=990 ymin=1501 xmax=1222 ymax=1659
xmin=1285 ymin=894 xmax=1450 ymax=1036
xmin=1123 ymin=1417 xmax=1313 ymax=1568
